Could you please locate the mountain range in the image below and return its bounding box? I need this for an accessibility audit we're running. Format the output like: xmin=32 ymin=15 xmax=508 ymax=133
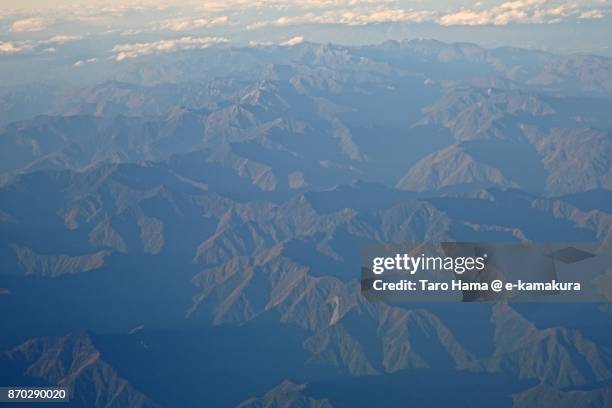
xmin=0 ymin=39 xmax=611 ymax=407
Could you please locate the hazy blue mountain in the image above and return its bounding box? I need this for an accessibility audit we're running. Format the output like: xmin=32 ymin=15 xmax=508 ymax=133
xmin=0 ymin=40 xmax=610 ymax=407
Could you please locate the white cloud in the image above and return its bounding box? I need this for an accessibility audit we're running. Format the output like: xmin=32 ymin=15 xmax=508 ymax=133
xmin=323 ymin=8 xmax=435 ymax=25
xmin=41 ymin=35 xmax=83 ymax=45
xmin=11 ymin=17 xmax=49 ymax=32
xmin=245 ymin=0 xmax=608 ymax=29
xmin=119 ymin=29 xmax=144 ymax=36
xmin=438 ymin=10 xmax=491 ymax=26
xmin=197 ymin=0 xmax=397 ymax=13
xmin=579 ymin=9 xmax=605 ymax=19
xmin=280 ymin=35 xmax=305 ymax=46
xmin=0 ymin=41 xmax=33 ymax=55
xmin=159 ymin=16 xmax=229 ymax=31
xmin=73 ymin=57 xmax=97 ymax=67
xmin=112 ymin=36 xmax=229 ymax=61
xmin=437 ymin=0 xmax=606 ymax=26
xmin=3 ymin=0 xmax=607 ymax=49
xmin=248 ymin=7 xmax=435 ymax=28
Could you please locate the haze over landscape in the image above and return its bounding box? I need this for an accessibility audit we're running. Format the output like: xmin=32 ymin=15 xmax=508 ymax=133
xmin=0 ymin=1 xmax=611 ymax=407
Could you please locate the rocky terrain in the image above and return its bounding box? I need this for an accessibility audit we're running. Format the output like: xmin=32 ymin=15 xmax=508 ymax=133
xmin=0 ymin=40 xmax=610 ymax=407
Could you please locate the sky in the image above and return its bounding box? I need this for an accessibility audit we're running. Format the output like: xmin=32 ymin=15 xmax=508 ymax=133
xmin=1 ymin=0 xmax=611 ymax=64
